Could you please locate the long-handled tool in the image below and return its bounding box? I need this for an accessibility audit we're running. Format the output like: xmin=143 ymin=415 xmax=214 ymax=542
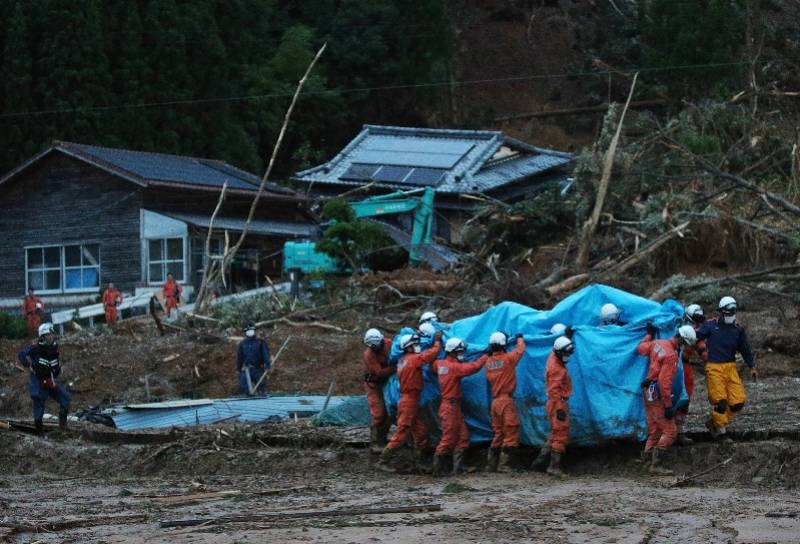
xmin=249 ymin=336 xmax=291 ymax=395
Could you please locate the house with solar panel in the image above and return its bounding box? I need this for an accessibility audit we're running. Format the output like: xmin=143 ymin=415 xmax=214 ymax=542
xmin=0 ymin=141 xmax=312 ymax=310
xmin=292 ymin=125 xmax=574 ymax=241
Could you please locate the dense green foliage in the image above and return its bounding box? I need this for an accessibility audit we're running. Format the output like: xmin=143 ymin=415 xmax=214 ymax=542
xmin=0 ymin=0 xmax=452 ymax=175
xmin=0 ymin=312 xmax=27 ymax=338
xmin=316 ymin=199 xmax=406 ymax=271
xmin=639 ymin=0 xmax=746 ymax=95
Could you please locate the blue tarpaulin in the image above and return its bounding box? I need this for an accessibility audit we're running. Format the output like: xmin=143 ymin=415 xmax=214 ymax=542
xmin=372 ymin=284 xmax=687 ymax=446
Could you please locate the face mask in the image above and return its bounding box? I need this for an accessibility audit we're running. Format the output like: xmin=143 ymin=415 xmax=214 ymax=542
xmin=245 ymin=329 xmax=256 ymax=338
xmin=456 ymin=353 xmax=466 ymax=362
xmin=413 ymin=345 xmax=422 ymax=353
xmin=561 ymin=353 xmax=572 ymax=363
xmin=723 ymin=314 xmax=736 ymax=325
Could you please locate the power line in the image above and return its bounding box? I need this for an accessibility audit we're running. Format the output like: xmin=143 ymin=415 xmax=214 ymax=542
xmin=0 ymin=58 xmax=775 ymax=120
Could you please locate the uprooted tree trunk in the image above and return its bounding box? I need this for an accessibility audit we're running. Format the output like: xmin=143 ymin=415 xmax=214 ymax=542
xmin=193 ymin=43 xmax=327 ymax=313
xmin=575 ymin=72 xmax=638 ymax=270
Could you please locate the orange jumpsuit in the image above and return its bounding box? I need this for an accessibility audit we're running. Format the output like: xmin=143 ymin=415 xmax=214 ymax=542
xmin=385 ymin=341 xmax=441 ymax=450
xmin=23 ymin=296 xmax=44 ymax=336
xmin=483 ymin=337 xmax=526 ymax=448
xmin=431 ymin=355 xmax=485 ymax=455
xmin=636 ymin=335 xmax=680 ymax=451
xmin=162 ymin=279 xmax=182 ymax=316
xmin=545 ymin=352 xmax=572 ymax=453
xmin=677 ymin=322 xmax=707 ymax=425
xmin=102 ymin=288 xmax=123 ymax=325
xmin=363 ymin=338 xmax=395 ymax=431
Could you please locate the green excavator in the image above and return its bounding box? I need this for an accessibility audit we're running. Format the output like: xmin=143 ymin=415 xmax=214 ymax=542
xmin=283 ymin=187 xmax=435 ymax=274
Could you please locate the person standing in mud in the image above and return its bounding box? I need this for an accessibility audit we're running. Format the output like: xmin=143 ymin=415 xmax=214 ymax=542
xmin=237 ymin=322 xmax=271 ymax=396
xmin=696 ymin=296 xmax=757 ymax=443
xmin=636 ymin=324 xmax=698 ymax=475
xmin=15 ymin=323 xmax=70 ymax=431
xmin=676 ymin=304 xmax=708 ymax=445
xmin=362 ymin=328 xmax=396 ymax=454
xmin=534 ymin=335 xmax=575 ymax=478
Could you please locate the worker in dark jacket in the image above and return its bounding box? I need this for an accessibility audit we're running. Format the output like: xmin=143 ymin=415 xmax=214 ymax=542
xmin=15 ymin=323 xmax=70 ymax=431
xmin=237 ymin=322 xmax=271 ymax=396
xmin=696 ymin=296 xmax=757 ymax=441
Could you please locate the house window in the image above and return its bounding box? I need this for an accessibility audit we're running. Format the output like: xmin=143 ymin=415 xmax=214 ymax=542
xmin=26 ymin=244 xmax=101 ymax=293
xmin=148 ymin=238 xmax=184 ymax=283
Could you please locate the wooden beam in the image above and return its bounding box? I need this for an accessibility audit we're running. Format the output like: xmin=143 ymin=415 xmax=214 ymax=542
xmin=495 ymin=99 xmax=664 ymax=122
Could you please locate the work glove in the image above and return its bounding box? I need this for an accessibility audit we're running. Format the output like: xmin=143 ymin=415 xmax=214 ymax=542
xmin=556 ymin=409 xmax=567 ymax=422
xmin=640 ymin=379 xmax=654 ymax=389
xmin=515 ymin=333 xmax=524 ymax=340
xmin=645 ymin=322 xmax=658 ymax=338
xmin=663 ymin=406 xmax=674 ymax=420
xmin=564 ymin=326 xmax=574 ymax=339
xmin=434 ymin=330 xmax=444 ymax=342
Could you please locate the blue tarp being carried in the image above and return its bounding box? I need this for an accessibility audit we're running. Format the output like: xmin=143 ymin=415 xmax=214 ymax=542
xmin=317 ymin=284 xmax=688 ymax=446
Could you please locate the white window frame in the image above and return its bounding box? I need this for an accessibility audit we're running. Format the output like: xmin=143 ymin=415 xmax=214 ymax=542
xmin=146 ymin=237 xmax=186 ymax=285
xmin=25 ymin=243 xmax=102 ymax=294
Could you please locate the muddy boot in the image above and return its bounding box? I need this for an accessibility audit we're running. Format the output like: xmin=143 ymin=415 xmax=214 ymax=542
xmin=34 ymin=419 xmax=44 ymax=433
xmin=498 ymin=447 xmax=515 ymax=473
xmin=369 ymin=427 xmax=383 ymax=454
xmin=532 ymin=446 xmax=550 ymax=472
xmin=676 ymin=433 xmax=694 ymax=446
xmin=718 ymin=428 xmax=734 ymax=445
xmin=432 ymin=454 xmax=447 ymax=477
xmin=705 ymin=418 xmax=721 ymax=439
xmin=58 ymin=408 xmax=68 ymax=430
xmin=486 ymin=447 xmax=500 ymax=473
xmin=649 ymin=448 xmax=674 ymax=476
xmin=378 ymin=447 xmax=399 ymax=472
xmin=414 ymin=448 xmax=430 ymax=474
xmin=546 ymin=451 xmax=566 ymax=479
xmin=635 ymin=448 xmax=650 ymax=465
xmin=452 ymin=449 xmax=466 ymax=476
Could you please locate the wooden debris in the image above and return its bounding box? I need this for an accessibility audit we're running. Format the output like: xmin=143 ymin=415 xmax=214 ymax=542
xmin=1 ymin=514 xmax=147 ymax=534
xmin=162 ymin=353 xmax=180 ymax=363
xmin=159 ymin=503 xmax=443 ymax=529
xmin=671 ymin=457 xmax=733 ymax=487
xmin=151 ymin=485 xmax=319 ymax=506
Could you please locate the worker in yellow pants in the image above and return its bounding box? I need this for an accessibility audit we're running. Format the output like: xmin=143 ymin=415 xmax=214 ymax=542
xmin=696 ymin=296 xmax=757 ymax=442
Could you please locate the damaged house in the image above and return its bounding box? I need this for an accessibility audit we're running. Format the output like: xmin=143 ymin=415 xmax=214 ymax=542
xmin=0 ymin=142 xmax=312 ymax=310
xmin=292 ymin=125 xmax=575 ymax=242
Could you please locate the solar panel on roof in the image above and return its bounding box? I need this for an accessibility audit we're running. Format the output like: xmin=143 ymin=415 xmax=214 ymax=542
xmin=339 ymin=163 xmax=380 ymax=181
xmin=373 ymin=165 xmax=413 ymax=182
xmin=405 ymin=167 xmax=446 ymax=186
xmin=364 ymin=136 xmax=475 ymax=155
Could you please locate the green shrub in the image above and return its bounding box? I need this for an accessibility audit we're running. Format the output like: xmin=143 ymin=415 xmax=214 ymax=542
xmin=0 ymin=313 xmax=28 ymax=339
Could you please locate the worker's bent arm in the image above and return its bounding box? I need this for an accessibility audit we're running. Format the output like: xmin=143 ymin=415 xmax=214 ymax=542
xmin=261 ymin=341 xmax=271 ymax=369
xmin=419 ymin=341 xmax=441 ymax=365
xmin=636 ymin=335 xmax=654 ymax=357
xmin=456 ymin=358 xmax=485 ymax=377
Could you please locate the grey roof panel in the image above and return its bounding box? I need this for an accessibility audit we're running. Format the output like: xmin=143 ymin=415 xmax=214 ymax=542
xmin=162 ymin=211 xmax=314 ymax=237
xmin=472 ymin=154 xmax=574 ymax=191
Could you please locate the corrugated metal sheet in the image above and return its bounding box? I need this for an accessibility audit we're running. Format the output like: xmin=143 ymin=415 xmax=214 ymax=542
xmin=104 ymin=395 xmax=354 ymax=431
xmin=162 ymin=211 xmax=315 ymax=237
xmin=292 ymin=125 xmax=574 ymax=196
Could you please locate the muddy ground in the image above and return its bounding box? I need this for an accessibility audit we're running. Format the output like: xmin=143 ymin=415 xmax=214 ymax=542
xmin=2 ymin=369 xmax=800 ymax=543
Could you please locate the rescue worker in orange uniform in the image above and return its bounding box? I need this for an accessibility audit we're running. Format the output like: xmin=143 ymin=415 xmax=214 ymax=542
xmin=676 ymin=303 xmax=708 ymax=445
xmin=535 ymin=335 xmax=575 ymax=478
xmin=102 ymin=282 xmax=123 ymax=326
xmin=636 ymin=323 xmax=698 ymax=475
xmin=431 ymin=338 xmax=486 ymax=476
xmin=483 ymin=331 xmax=526 ymax=472
xmin=162 ymin=273 xmax=183 ymax=317
xmin=23 ymin=289 xmax=44 ymax=337
xmin=363 ymin=328 xmax=396 ymax=453
xmin=380 ymin=331 xmax=442 ymax=469
xmin=697 ymin=296 xmax=757 ymax=442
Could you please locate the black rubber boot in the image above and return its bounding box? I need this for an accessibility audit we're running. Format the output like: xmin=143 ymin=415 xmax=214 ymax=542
xmin=649 ymin=447 xmax=674 ymax=475
xmin=34 ymin=419 xmax=44 ymax=433
xmin=532 ymin=446 xmax=550 ymax=472
xmin=486 ymin=447 xmax=500 ymax=473
xmin=432 ymin=454 xmax=447 ymax=477
xmin=369 ymin=427 xmax=383 ymax=454
xmin=498 ymin=447 xmax=516 ymax=473
xmin=414 ymin=448 xmax=430 ymax=474
xmin=452 ymin=449 xmax=466 ymax=476
xmin=378 ymin=447 xmax=399 ymax=472
xmin=59 ymin=408 xmax=68 ymax=430
xmin=546 ymin=451 xmax=566 ymax=479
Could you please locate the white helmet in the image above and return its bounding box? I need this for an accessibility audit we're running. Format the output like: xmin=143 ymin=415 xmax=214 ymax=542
xmin=38 ymin=323 xmax=55 ymax=337
xmin=488 ymin=332 xmax=507 ymax=347
xmin=418 ymin=322 xmax=436 ymax=337
xmin=419 ymin=311 xmax=438 ymax=325
xmin=550 ymin=323 xmax=567 ymax=336
xmin=677 ymin=325 xmax=697 ymax=346
xmin=363 ymin=328 xmax=384 ymax=348
xmin=600 ymin=303 xmax=621 ymax=324
xmin=553 ymin=336 xmax=574 ymax=359
xmin=685 ymin=304 xmax=704 ymax=324
xmin=399 ymin=334 xmax=420 ymax=350
xmin=718 ymin=296 xmax=737 ymax=312
xmin=445 ymin=337 xmax=466 ymax=354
